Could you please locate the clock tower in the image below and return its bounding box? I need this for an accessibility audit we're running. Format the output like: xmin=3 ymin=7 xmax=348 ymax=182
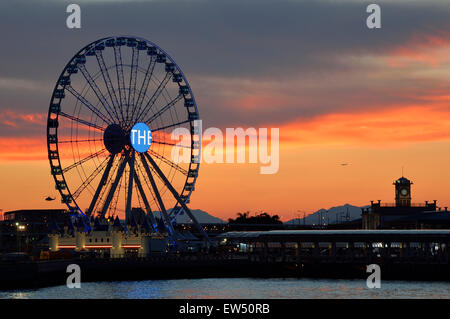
xmin=394 ymin=176 xmax=412 ymax=207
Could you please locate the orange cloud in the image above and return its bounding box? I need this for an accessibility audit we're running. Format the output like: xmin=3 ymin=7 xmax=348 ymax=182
xmin=3 ymin=101 xmax=450 ymax=161
xmin=0 ymin=136 xmax=107 ymax=162
xmin=279 ymin=102 xmax=450 ymax=148
xmin=385 ymin=30 xmax=450 ymax=67
xmin=0 ymin=137 xmax=47 ymax=161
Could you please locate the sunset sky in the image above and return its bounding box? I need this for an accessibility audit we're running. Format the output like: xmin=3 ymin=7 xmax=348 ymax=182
xmin=1 ymin=0 xmax=450 ymax=221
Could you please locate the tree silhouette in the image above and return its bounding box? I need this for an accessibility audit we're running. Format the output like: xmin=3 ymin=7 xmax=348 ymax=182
xmin=228 ymin=211 xmax=282 ymax=224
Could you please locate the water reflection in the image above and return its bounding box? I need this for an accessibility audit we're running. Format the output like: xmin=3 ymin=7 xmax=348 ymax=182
xmin=0 ymin=278 xmax=449 ymax=299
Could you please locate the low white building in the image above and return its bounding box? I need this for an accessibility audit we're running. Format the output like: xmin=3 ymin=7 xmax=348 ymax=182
xmin=48 ymin=216 xmax=170 ymax=258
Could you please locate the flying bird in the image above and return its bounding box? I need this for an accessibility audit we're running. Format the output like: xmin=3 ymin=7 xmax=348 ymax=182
xmin=44 ymin=196 xmax=56 ymax=201
xmin=340 ymin=163 xmax=350 ymax=166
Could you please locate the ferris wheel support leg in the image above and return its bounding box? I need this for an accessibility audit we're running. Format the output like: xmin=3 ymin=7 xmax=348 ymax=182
xmin=87 ymin=154 xmax=115 ymax=216
xmin=100 ymin=153 xmax=129 ymax=219
xmin=125 ymin=152 xmax=135 ymax=223
xmin=144 ymin=153 xmax=211 ymax=245
xmin=139 ymin=153 xmax=174 ymax=236
xmin=133 ymin=172 xmax=158 ymax=231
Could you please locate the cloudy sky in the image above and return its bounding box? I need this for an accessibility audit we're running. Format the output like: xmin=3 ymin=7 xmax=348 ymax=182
xmin=1 ymin=0 xmax=450 ymax=220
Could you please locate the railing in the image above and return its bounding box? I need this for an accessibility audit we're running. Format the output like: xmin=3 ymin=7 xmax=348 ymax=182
xmin=378 ymin=203 xmax=430 ymax=207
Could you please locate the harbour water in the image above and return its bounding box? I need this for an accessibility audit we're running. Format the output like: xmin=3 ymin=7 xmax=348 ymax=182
xmin=1 ymin=278 xmax=449 ymax=299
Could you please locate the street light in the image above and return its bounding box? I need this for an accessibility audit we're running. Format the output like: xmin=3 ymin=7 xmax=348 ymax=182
xmin=16 ymin=223 xmax=26 ymax=252
xmin=296 ymin=210 xmax=303 ymax=227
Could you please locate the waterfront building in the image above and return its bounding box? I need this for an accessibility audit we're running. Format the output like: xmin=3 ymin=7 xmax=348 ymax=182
xmin=2 ymin=209 xmax=68 ymax=224
xmin=46 ymin=212 xmax=211 ymax=258
xmin=0 ymin=209 xmax=69 ymax=254
xmin=48 ymin=216 xmax=172 ymax=258
xmin=362 ymin=176 xmax=450 ymax=229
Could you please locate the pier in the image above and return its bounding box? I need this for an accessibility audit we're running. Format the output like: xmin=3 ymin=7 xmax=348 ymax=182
xmin=217 ymin=230 xmax=450 ymax=264
xmin=215 ymin=230 xmax=450 ymax=281
xmin=2 ymin=229 xmax=450 ymax=288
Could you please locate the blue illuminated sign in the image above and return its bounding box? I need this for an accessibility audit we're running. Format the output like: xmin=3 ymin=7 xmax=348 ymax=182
xmin=130 ymin=123 xmax=152 ymax=153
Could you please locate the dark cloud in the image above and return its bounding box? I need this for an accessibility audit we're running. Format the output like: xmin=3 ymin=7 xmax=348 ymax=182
xmin=0 ymin=0 xmax=449 ymax=79
xmin=196 ymin=77 xmax=450 ymax=129
xmin=0 ymin=0 xmax=449 ymax=131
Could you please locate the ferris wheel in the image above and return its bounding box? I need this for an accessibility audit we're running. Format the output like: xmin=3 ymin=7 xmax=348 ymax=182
xmin=46 ymin=36 xmax=206 ymax=239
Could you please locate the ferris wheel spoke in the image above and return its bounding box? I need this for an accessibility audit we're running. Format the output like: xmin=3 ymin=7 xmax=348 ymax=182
xmin=127 ymin=47 xmax=139 ymax=122
xmin=147 ymin=149 xmax=188 ymax=176
xmin=78 ymin=64 xmax=120 ymax=123
xmin=62 ymin=149 xmax=107 ymax=174
xmin=136 ymin=72 xmax=172 ymax=123
xmin=64 ymin=87 xmax=111 ymax=125
xmin=139 ymin=156 xmax=167 ymax=191
xmin=113 ymin=46 xmax=127 ymax=122
xmin=59 ymin=111 xmax=105 ymax=132
xmin=132 ymin=56 xmax=156 ymax=122
xmin=143 ymin=152 xmax=210 ymax=242
xmin=144 ymin=94 xmax=183 ymax=125
xmin=151 ymin=119 xmax=191 ymax=132
xmin=72 ymin=156 xmax=110 ymax=200
xmin=86 ymin=154 xmax=116 ymax=215
xmin=133 ymin=170 xmax=158 ymax=231
xmin=95 ymin=50 xmax=121 ymax=120
xmin=135 ymin=159 xmax=160 ymax=206
xmin=100 ymin=153 xmax=130 ymax=219
xmin=139 ymin=153 xmax=174 ymax=234
xmin=58 ymin=138 xmax=103 ymax=144
xmin=139 ymin=158 xmax=186 ymax=224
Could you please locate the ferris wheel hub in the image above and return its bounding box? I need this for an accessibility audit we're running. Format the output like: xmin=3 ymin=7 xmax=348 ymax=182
xmin=103 ymin=124 xmax=127 ymax=154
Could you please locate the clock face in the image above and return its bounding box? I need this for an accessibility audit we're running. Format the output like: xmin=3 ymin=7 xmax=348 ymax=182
xmin=400 ymin=188 xmax=408 ymax=196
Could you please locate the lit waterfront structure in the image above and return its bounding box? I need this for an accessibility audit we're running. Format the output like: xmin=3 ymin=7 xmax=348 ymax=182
xmin=217 ymin=230 xmax=450 ymax=268
xmin=48 ymin=216 xmax=172 ymax=258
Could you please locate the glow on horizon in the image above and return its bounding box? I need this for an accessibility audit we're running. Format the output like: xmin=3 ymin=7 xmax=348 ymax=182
xmin=1 ymin=22 xmax=450 ymax=221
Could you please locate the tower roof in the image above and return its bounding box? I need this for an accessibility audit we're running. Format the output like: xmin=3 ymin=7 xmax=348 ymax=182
xmin=394 ymin=176 xmax=412 ymax=184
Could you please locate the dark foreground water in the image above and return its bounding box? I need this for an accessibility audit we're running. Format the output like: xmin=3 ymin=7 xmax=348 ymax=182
xmin=1 ymin=278 xmax=449 ymax=299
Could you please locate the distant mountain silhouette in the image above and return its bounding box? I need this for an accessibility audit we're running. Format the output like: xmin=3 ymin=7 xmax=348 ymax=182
xmin=153 ymin=209 xmax=226 ymax=224
xmin=285 ymin=204 xmax=368 ymax=225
